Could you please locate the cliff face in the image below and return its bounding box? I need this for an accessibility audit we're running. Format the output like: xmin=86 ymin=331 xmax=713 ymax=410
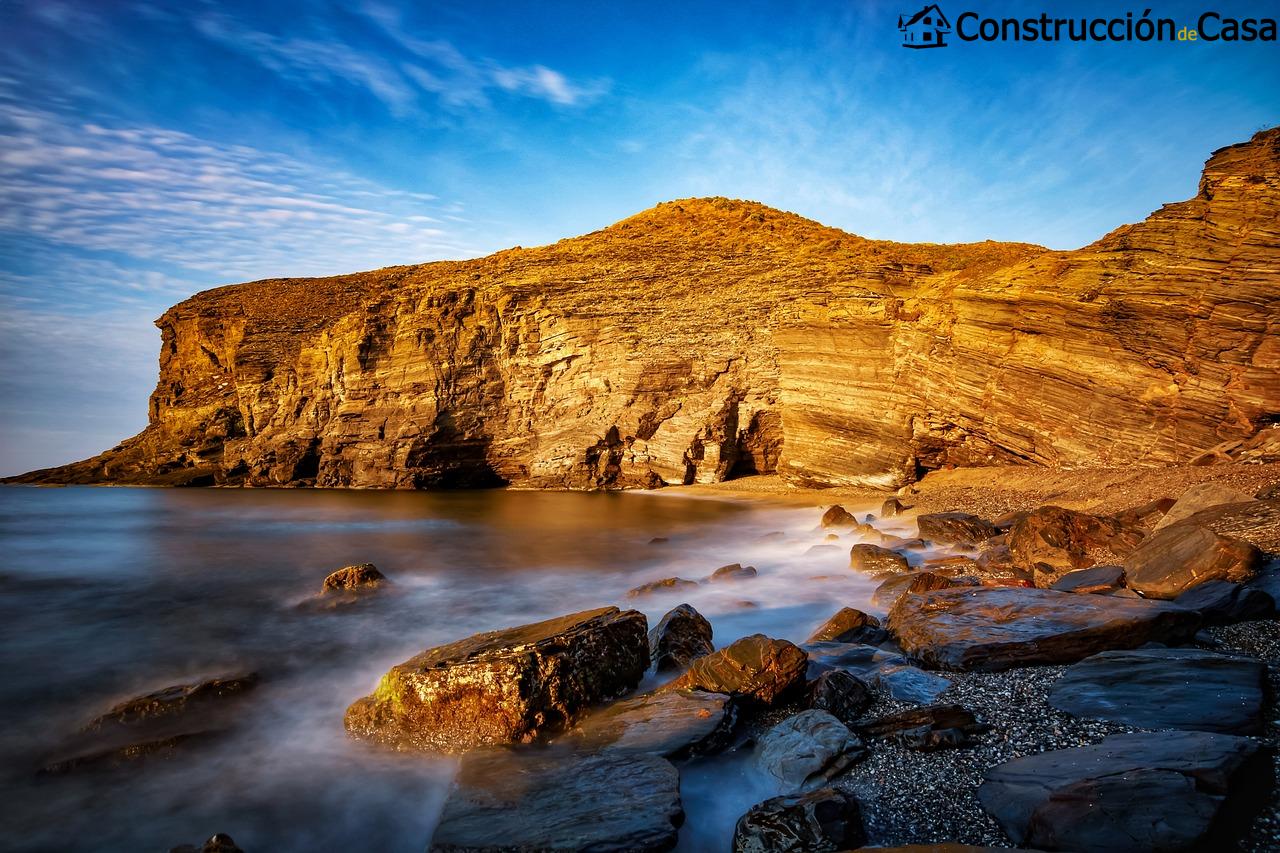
xmin=13 ymin=128 xmax=1280 ymax=490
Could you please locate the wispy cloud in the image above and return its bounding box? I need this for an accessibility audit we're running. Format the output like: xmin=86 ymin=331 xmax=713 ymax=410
xmin=0 ymin=97 xmax=485 ymax=290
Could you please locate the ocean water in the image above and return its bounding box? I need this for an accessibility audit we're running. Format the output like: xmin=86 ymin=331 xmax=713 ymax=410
xmin=0 ymin=485 xmax=930 ymax=852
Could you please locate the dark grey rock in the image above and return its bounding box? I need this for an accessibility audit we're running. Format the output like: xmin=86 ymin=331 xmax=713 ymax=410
xmin=1174 ymin=580 xmax=1275 ymax=624
xmin=430 ymin=748 xmax=683 ymax=852
xmin=806 ymin=670 xmax=872 ymax=724
xmin=732 ymin=787 xmax=865 ymax=853
xmin=755 ymin=710 xmax=866 ymax=791
xmin=978 ymin=731 xmax=1272 ymax=852
xmin=804 ymin=642 xmax=951 ymax=704
xmin=1047 ymin=647 xmax=1266 ymax=734
xmin=648 ymin=603 xmax=713 ymax=672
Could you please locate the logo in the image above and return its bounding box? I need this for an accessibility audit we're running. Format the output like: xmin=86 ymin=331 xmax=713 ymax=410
xmin=899 ymin=4 xmax=952 ymax=48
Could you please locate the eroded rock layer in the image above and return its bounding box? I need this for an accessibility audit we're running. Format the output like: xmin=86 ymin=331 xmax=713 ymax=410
xmin=13 ymin=128 xmax=1280 ymax=490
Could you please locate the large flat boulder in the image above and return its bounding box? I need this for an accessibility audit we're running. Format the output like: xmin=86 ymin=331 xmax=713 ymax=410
xmin=429 ymin=748 xmax=683 ymax=852
xmin=1154 ymin=482 xmax=1256 ymax=530
xmin=568 ymin=689 xmax=735 ymax=759
xmin=1047 ymin=647 xmax=1266 ymax=734
xmin=1176 ymin=498 xmax=1280 ymax=553
xmin=662 ymin=634 xmax=807 ymax=707
xmin=1124 ymin=523 xmax=1263 ymax=599
xmin=887 ymin=587 xmax=1201 ymax=671
xmin=978 ymin=731 xmax=1272 ymax=852
xmin=345 ymin=607 xmax=648 ymax=752
xmin=1174 ymin=580 xmax=1275 ymax=624
xmin=755 ymin=709 xmax=866 ymax=791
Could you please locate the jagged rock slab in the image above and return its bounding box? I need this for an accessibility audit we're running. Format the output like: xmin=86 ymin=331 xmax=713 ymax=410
xmin=567 ymin=689 xmax=734 ymax=759
xmin=662 ymin=634 xmax=807 ymax=707
xmin=429 ymin=748 xmax=683 ymax=852
xmin=733 ymin=787 xmax=866 ymax=853
xmin=804 ymin=642 xmax=951 ymax=704
xmin=755 ymin=709 xmax=866 ymax=791
xmin=1047 ymin=647 xmax=1266 ymax=734
xmin=344 ymin=607 xmax=648 ymax=752
xmin=916 ymin=513 xmax=996 ymax=546
xmin=887 ymin=587 xmax=1201 ymax=671
xmin=1124 ymin=523 xmax=1263 ymax=599
xmin=648 ymin=603 xmax=713 ymax=672
xmin=978 ymin=731 xmax=1273 ymax=852
xmin=1154 ymin=483 xmax=1257 ymax=530
xmin=14 ymin=129 xmax=1280 ymax=492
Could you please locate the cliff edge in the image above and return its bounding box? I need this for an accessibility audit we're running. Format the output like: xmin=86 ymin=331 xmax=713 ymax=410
xmin=10 ymin=128 xmax=1279 ymax=490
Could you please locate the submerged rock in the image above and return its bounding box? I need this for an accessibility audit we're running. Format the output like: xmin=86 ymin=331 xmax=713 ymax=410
xmin=821 ymin=505 xmax=858 ymax=528
xmin=804 ymin=642 xmax=951 ymax=704
xmin=662 ymin=634 xmax=807 ymax=707
xmin=648 ymin=603 xmax=713 ymax=672
xmin=83 ymin=673 xmax=260 ymax=731
xmin=1124 ymin=523 xmax=1262 ymax=599
xmin=880 ymin=498 xmax=908 ymax=517
xmin=849 ymin=544 xmax=909 ymax=574
xmin=732 ymin=787 xmax=866 ymax=853
xmin=916 ymin=512 xmax=996 ymax=546
xmin=755 ymin=709 xmax=866 ymax=791
xmin=806 ymin=607 xmax=886 ymax=645
xmin=321 ymin=562 xmax=387 ymax=593
xmin=169 ymin=834 xmax=245 ymax=853
xmin=887 ymin=587 xmax=1201 ymax=671
xmin=345 ymin=607 xmax=648 ymax=752
xmin=430 ymin=748 xmax=683 ymax=852
xmin=1047 ymin=647 xmax=1266 ymax=734
xmin=978 ymin=731 xmax=1272 ymax=852
xmin=709 ymin=563 xmax=758 ymax=582
xmin=568 ymin=689 xmax=735 ymax=759
xmin=627 ymin=577 xmax=699 ymax=597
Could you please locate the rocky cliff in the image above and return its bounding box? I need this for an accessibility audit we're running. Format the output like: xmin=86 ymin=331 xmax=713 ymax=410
xmin=12 ymin=128 xmax=1280 ymax=490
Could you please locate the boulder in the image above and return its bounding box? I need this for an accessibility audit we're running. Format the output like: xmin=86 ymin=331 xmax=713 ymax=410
xmin=429 ymin=748 xmax=683 ymax=852
xmin=345 ymin=607 xmax=648 ymax=752
xmin=1048 ymin=647 xmax=1266 ymax=734
xmin=755 ymin=709 xmax=866 ymax=791
xmin=321 ymin=562 xmax=387 ymax=593
xmin=870 ymin=571 xmax=965 ymax=610
xmin=648 ymin=603 xmax=713 ymax=672
xmin=806 ymin=670 xmax=873 ymax=725
xmin=978 ymin=731 xmax=1272 ymax=852
xmin=1154 ymin=482 xmax=1256 ymax=530
xmin=569 ymin=689 xmax=735 ymax=759
xmin=1124 ymin=524 xmax=1263 ymax=599
xmin=806 ymin=608 xmax=886 ymax=645
xmin=887 ymin=587 xmax=1201 ymax=671
xmin=880 ymin=498 xmax=909 ymax=517
xmin=855 ymin=704 xmax=988 ymax=751
xmin=916 ymin=512 xmax=996 ymax=545
xmin=662 ymin=634 xmax=807 ymax=707
xmin=709 ymin=563 xmax=758 ymax=582
xmin=1174 ymin=498 xmax=1280 ymax=553
xmin=1049 ymin=564 xmax=1125 ymax=595
xmin=1006 ymin=506 xmax=1141 ymax=585
xmin=733 ymin=788 xmax=866 ymax=853
xmin=821 ymin=505 xmax=858 ymax=528
xmin=1174 ymin=580 xmax=1275 ymax=624
xmin=849 ymin=544 xmax=909 ymax=574
xmin=804 ymin=642 xmax=951 ymax=704
xmin=627 ymin=577 xmax=699 ymax=597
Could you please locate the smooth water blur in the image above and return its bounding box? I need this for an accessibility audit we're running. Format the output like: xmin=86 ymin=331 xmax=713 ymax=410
xmin=0 ymin=485 xmax=919 ymax=852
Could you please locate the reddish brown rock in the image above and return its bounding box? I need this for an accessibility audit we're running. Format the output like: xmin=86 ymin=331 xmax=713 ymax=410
xmin=344 ymin=607 xmax=648 ymax=752
xmin=709 ymin=563 xmax=758 ymax=582
xmin=321 ymin=562 xmax=387 ymax=593
xmin=916 ymin=512 xmax=996 ymax=546
xmin=1006 ymin=506 xmax=1141 ymax=586
xmin=871 ymin=571 xmax=967 ymax=611
xmin=662 ymin=634 xmax=807 ymax=707
xmin=1154 ymin=483 xmax=1257 ymax=531
xmin=849 ymin=544 xmax=909 ymax=574
xmin=821 ymin=505 xmax=858 ymax=528
xmin=887 ymin=587 xmax=1200 ymax=671
xmin=1124 ymin=524 xmax=1263 ymax=599
xmin=806 ymin=608 xmax=884 ymax=644
xmin=627 ymin=577 xmax=699 ymax=598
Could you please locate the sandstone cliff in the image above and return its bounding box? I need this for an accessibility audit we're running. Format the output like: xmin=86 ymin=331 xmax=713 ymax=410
xmin=11 ymin=128 xmax=1280 ymax=490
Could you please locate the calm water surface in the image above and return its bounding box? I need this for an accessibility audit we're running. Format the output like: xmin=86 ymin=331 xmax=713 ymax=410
xmin=0 ymin=485 xmax=922 ymax=852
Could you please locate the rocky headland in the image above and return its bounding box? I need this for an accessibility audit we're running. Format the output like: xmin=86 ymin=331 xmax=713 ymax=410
xmin=6 ymin=127 xmax=1278 ymax=491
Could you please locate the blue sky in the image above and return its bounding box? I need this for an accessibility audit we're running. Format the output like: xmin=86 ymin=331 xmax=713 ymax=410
xmin=0 ymin=0 xmax=1276 ymax=475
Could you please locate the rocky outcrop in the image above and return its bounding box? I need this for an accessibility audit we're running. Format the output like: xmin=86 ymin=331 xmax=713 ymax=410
xmin=1047 ymin=647 xmax=1266 ymax=734
xmin=978 ymin=731 xmax=1272 ymax=852
xmin=430 ymin=748 xmax=684 ymax=852
xmin=13 ymin=128 xmax=1280 ymax=491
xmin=661 ymin=634 xmax=807 ymax=707
xmin=344 ymin=607 xmax=647 ymax=752
xmin=887 ymin=587 xmax=1201 ymax=671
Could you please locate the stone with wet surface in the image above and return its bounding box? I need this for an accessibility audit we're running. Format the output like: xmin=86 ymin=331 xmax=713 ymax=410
xmin=755 ymin=709 xmax=866 ymax=791
xmin=344 ymin=607 xmax=648 ymax=752
xmin=567 ymin=689 xmax=735 ymax=759
xmin=648 ymin=603 xmax=713 ymax=671
xmin=1047 ymin=647 xmax=1266 ymax=734
xmin=1124 ymin=523 xmax=1262 ymax=599
xmin=661 ymin=634 xmax=808 ymax=707
xmin=887 ymin=587 xmax=1201 ymax=671
xmin=732 ymin=787 xmax=865 ymax=853
xmin=429 ymin=747 xmax=683 ymax=852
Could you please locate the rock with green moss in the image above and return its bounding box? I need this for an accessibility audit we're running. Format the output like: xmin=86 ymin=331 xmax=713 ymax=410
xmin=344 ymin=607 xmax=648 ymax=752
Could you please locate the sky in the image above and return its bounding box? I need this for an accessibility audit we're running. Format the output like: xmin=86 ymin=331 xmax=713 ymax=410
xmin=0 ymin=0 xmax=1276 ymax=476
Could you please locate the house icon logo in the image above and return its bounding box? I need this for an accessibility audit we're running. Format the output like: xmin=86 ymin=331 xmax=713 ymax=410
xmin=899 ymin=4 xmax=952 ymax=48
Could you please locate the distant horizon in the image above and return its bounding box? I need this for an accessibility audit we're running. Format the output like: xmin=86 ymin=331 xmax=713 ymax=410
xmin=2 ymin=0 xmax=1278 ymax=476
